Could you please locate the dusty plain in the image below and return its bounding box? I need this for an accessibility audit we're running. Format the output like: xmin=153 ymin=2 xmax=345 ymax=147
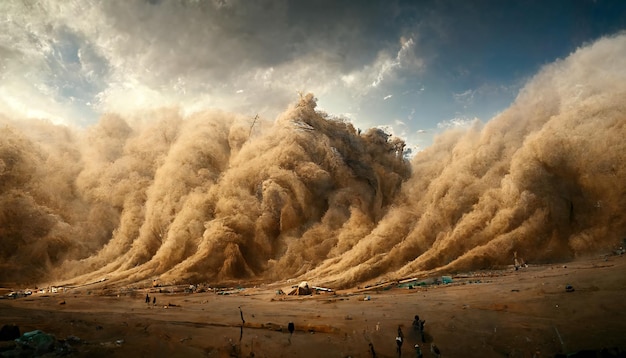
xmin=1 ymin=254 xmax=626 ymax=358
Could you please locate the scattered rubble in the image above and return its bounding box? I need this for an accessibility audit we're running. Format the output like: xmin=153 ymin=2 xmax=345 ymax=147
xmin=5 ymin=329 xmax=80 ymax=356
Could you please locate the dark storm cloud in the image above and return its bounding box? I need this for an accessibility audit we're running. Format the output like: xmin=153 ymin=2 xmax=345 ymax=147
xmin=90 ymin=0 xmax=410 ymax=83
xmin=0 ymin=0 xmax=424 ymax=122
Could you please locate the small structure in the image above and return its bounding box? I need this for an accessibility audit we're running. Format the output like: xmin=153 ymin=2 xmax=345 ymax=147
xmin=288 ymin=281 xmax=312 ymax=296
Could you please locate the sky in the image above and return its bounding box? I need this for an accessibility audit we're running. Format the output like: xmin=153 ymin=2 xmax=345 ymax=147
xmin=1 ymin=0 xmax=625 ymax=150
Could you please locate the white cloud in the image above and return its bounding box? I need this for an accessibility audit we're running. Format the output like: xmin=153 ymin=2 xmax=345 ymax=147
xmin=372 ymin=37 xmax=419 ymax=87
xmin=437 ymin=117 xmax=480 ymax=130
xmin=407 ymin=108 xmax=416 ymax=120
xmin=339 ymin=37 xmax=424 ymax=96
xmin=376 ymin=124 xmax=394 ymax=135
xmin=3 ymin=1 xmax=425 ymax=124
xmin=0 ymin=0 xmax=431 ymax=149
xmin=341 ymin=74 xmax=356 ymax=86
xmin=453 ymin=89 xmax=476 ymax=108
xmin=372 ymin=38 xmax=414 ymax=87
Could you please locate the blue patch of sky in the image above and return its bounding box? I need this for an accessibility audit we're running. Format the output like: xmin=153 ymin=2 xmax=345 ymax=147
xmin=44 ymin=26 xmax=109 ymax=123
xmin=398 ymin=0 xmax=625 ymax=124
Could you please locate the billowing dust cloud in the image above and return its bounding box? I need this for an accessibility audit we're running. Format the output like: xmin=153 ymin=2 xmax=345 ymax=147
xmin=1 ymin=35 xmax=625 ymax=288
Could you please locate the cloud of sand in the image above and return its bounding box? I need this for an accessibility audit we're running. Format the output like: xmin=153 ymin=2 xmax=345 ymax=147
xmin=1 ymin=34 xmax=625 ymax=288
xmin=305 ymin=33 xmax=626 ymax=287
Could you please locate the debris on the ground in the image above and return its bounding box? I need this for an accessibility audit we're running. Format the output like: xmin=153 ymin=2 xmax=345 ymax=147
xmin=17 ymin=330 xmax=56 ymax=351
xmin=312 ymin=286 xmax=333 ymax=293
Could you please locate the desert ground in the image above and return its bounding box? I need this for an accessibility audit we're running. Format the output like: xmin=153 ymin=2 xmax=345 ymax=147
xmin=1 ymin=254 xmax=626 ymax=358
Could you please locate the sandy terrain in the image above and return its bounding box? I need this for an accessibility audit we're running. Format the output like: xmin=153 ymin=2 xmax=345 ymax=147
xmin=1 ymin=255 xmax=626 ymax=358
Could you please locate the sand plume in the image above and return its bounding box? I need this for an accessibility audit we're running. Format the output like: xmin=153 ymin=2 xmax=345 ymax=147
xmin=1 ymin=35 xmax=625 ymax=289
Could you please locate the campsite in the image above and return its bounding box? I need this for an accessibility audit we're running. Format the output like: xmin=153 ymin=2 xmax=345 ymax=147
xmin=2 ymin=254 xmax=625 ymax=357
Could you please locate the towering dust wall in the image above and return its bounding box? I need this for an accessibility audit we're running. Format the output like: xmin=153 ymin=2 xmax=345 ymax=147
xmin=0 ymin=35 xmax=624 ymax=288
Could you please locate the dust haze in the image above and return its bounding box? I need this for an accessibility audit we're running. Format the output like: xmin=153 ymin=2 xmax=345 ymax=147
xmin=1 ymin=35 xmax=625 ymax=289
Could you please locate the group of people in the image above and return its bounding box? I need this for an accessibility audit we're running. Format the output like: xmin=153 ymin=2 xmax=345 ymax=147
xmin=145 ymin=293 xmax=156 ymax=305
xmin=389 ymin=314 xmax=439 ymax=358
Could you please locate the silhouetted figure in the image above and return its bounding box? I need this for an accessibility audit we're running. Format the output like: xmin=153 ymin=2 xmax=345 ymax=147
xmin=369 ymin=342 xmax=377 ymax=358
xmin=396 ymin=336 xmax=403 ymax=357
xmin=413 ymin=318 xmax=426 ymax=343
xmin=414 ymin=344 xmax=423 ymax=358
xmin=239 ymin=306 xmax=245 ymax=325
xmin=152 ymin=296 xmax=156 ymax=305
xmin=288 ymin=322 xmax=295 ymax=344
xmin=412 ymin=315 xmax=420 ymax=326
xmin=145 ymin=294 xmax=150 ymax=303
xmin=396 ymin=326 xmax=404 ymax=357
xmin=514 ymin=251 xmax=521 ymax=270
xmin=431 ymin=343 xmax=441 ymax=358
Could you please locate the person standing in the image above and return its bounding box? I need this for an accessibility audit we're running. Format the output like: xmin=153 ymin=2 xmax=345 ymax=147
xmin=396 ymin=326 xmax=404 ymax=357
xmin=239 ymin=306 xmax=245 ymax=325
xmin=369 ymin=342 xmax=377 ymax=358
xmin=414 ymin=344 xmax=423 ymax=358
xmin=413 ymin=318 xmax=426 ymax=343
xmin=288 ymin=322 xmax=295 ymax=344
xmin=412 ymin=315 xmax=420 ymax=329
xmin=430 ymin=343 xmax=441 ymax=358
xmin=412 ymin=315 xmax=423 ymax=342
